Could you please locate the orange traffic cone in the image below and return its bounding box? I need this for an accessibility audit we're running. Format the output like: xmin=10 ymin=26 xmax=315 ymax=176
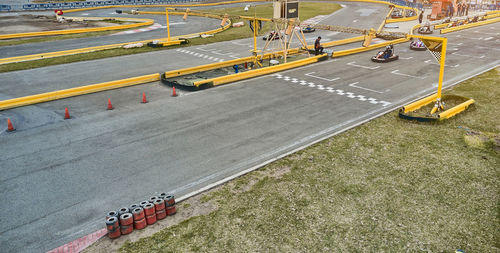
xmin=7 ymin=118 xmax=15 ymax=132
xmin=107 ymin=98 xmax=114 ymax=110
xmin=64 ymin=107 xmax=71 ymax=119
xmin=142 ymin=92 xmax=148 ymax=103
xmin=172 ymin=87 xmax=178 ymax=97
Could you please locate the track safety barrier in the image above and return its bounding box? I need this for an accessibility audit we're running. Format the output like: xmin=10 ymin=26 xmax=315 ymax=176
xmin=0 ymin=17 xmax=155 ymax=40
xmin=192 ymin=54 xmax=328 ymax=88
xmin=332 ymin=37 xmax=409 ymax=58
xmin=440 ymin=16 xmax=500 ymax=33
xmin=0 ymin=73 xmax=159 ymax=111
xmin=438 ymin=98 xmax=475 ymax=119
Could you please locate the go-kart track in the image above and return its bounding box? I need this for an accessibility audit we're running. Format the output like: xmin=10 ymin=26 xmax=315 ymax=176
xmin=0 ymin=1 xmax=499 ymax=252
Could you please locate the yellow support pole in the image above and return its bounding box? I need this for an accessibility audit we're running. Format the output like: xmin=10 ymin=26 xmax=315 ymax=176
xmin=437 ymin=37 xmax=447 ymax=99
xmin=166 ymin=8 xmax=171 ymax=41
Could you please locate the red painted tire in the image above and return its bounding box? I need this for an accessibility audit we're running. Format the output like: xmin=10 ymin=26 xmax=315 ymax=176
xmin=119 ymin=213 xmax=133 ymax=226
xmin=106 ymin=216 xmax=120 ymax=231
xmin=120 ymin=224 xmax=133 ymax=235
xmin=145 ymin=214 xmax=157 ymax=225
xmin=134 ymin=218 xmax=147 ymax=230
xmin=132 ymin=207 xmax=145 ymax=221
xmin=108 ymin=228 xmax=121 ymax=239
xmin=153 ymin=199 xmax=165 ymax=211
xmin=164 ymin=195 xmax=175 ymax=207
xmin=118 ymin=207 xmax=130 ymax=217
xmin=139 ymin=201 xmax=149 ymax=207
xmin=143 ymin=203 xmax=155 ymax=216
xmin=156 ymin=208 xmax=167 ymax=220
xmin=166 ymin=205 xmax=177 ymax=216
xmin=129 ymin=204 xmax=140 ymax=211
xmin=159 ymin=192 xmax=168 ymax=199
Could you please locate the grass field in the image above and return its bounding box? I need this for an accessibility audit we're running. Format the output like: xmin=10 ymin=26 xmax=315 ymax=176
xmin=0 ymin=2 xmax=341 ymax=73
xmin=118 ymin=68 xmax=499 ymax=252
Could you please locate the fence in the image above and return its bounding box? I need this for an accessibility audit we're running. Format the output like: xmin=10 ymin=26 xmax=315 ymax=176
xmin=2 ymin=0 xmax=423 ymax=12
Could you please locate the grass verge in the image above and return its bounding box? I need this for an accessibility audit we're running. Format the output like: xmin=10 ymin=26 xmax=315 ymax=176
xmin=118 ymin=68 xmax=499 ymax=252
xmin=0 ymin=2 xmax=341 ymax=73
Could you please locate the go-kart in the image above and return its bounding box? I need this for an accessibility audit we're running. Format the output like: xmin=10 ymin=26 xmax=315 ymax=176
xmin=302 ymin=26 xmax=316 ymax=33
xmin=391 ymin=11 xmax=403 ymax=18
xmin=371 ymin=51 xmax=399 ymax=63
xmin=262 ymin=32 xmax=282 ymax=41
xmin=410 ymin=41 xmax=426 ymax=51
xmin=417 ymin=26 xmax=433 ymax=34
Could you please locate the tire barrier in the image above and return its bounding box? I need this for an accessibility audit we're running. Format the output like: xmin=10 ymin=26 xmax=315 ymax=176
xmin=106 ymin=217 xmax=121 ymax=239
xmin=104 ymin=192 xmax=177 ymax=239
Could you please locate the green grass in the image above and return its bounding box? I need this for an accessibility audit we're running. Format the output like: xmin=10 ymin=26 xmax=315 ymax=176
xmin=0 ymin=2 xmax=341 ymax=73
xmin=119 ymin=68 xmax=499 ymax=252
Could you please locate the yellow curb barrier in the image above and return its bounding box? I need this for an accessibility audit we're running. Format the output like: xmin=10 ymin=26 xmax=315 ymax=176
xmin=409 ymin=23 xmax=420 ymax=35
xmin=385 ymin=14 xmax=418 ymax=24
xmin=193 ymin=54 xmax=327 ymax=87
xmin=332 ymin=37 xmax=409 ymax=58
xmin=440 ymin=17 xmax=500 ymax=34
xmin=0 ymin=17 xmax=155 ymax=40
xmin=0 ymin=73 xmax=160 ymax=111
xmin=438 ymin=98 xmax=475 ymax=119
xmin=307 ymin=35 xmax=365 ymax=50
xmin=0 ymin=39 xmax=182 ymax=65
xmin=402 ymin=93 xmax=438 ymax=113
xmin=0 ymin=10 xmax=228 ymax=65
xmin=164 ymin=49 xmax=302 ymax=78
xmin=378 ymin=7 xmax=393 ymax=32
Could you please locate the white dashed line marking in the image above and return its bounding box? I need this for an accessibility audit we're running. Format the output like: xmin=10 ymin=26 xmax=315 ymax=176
xmin=451 ymin=52 xmax=485 ymax=58
xmin=176 ymin=49 xmax=226 ymax=62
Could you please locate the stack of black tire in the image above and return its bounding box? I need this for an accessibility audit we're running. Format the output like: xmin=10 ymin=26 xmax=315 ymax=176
xmin=105 ymin=193 xmax=177 ymax=239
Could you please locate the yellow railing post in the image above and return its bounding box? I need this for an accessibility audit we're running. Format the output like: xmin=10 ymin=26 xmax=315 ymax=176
xmin=166 ymin=8 xmax=171 ymax=41
xmin=437 ymin=37 xmax=447 ymax=99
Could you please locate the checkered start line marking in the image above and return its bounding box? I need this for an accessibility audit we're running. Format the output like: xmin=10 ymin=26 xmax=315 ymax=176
xmin=176 ymin=48 xmax=225 ymax=62
xmin=271 ymin=74 xmax=391 ymax=107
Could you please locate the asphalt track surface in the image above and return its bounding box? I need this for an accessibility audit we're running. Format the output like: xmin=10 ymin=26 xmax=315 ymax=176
xmin=1 ymin=2 xmax=499 ymax=252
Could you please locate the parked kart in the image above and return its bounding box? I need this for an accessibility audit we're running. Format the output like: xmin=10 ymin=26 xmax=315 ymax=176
xmin=391 ymin=11 xmax=403 ymax=18
xmin=418 ymin=27 xmax=433 ymax=34
xmin=262 ymin=32 xmax=282 ymax=41
xmin=371 ymin=49 xmax=399 ymax=63
xmin=302 ymin=26 xmax=316 ymax=33
xmin=410 ymin=41 xmax=426 ymax=51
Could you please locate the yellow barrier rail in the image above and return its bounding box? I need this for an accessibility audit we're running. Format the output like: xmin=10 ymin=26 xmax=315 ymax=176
xmin=332 ymin=37 xmax=409 ymax=58
xmin=0 ymin=74 xmax=160 ymax=111
xmin=385 ymin=14 xmax=419 ymax=24
xmin=193 ymin=54 xmax=327 ymax=87
xmin=0 ymin=17 xmax=155 ymax=40
xmin=409 ymin=23 xmax=420 ymax=35
xmin=440 ymin=17 xmax=500 ymax=34
xmin=0 ymin=39 xmax=182 ymax=65
xmin=438 ymin=99 xmax=475 ymax=119
xmin=402 ymin=93 xmax=438 ymax=113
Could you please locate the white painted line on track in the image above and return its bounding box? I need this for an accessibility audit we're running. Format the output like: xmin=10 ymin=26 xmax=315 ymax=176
xmin=424 ymin=59 xmax=460 ymax=67
xmin=348 ymin=82 xmax=388 ymax=94
xmin=475 ymin=45 xmax=500 ymax=51
xmin=483 ymin=37 xmax=493 ymax=40
xmin=81 ymin=13 xmax=89 ymax=16
xmin=391 ymin=70 xmax=427 ymax=79
xmin=399 ymin=56 xmax=413 ymax=60
xmin=347 ymin=61 xmax=380 ymax=70
xmin=448 ymin=42 xmax=463 ymax=46
xmin=304 ymin=72 xmax=340 ymax=82
xmin=452 ymin=52 xmax=485 ymax=58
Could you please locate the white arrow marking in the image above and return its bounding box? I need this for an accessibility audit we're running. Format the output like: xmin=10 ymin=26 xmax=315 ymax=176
xmin=348 ymin=82 xmax=388 ymax=94
xmin=304 ymin=72 xmax=340 ymax=82
xmin=347 ymin=61 xmax=380 ymax=70
xmin=391 ymin=70 xmax=427 ymax=79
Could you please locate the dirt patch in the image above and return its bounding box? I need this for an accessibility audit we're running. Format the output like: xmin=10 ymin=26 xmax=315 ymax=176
xmin=0 ymin=15 xmax=122 ymax=35
xmin=82 ymin=193 xmax=218 ymax=253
